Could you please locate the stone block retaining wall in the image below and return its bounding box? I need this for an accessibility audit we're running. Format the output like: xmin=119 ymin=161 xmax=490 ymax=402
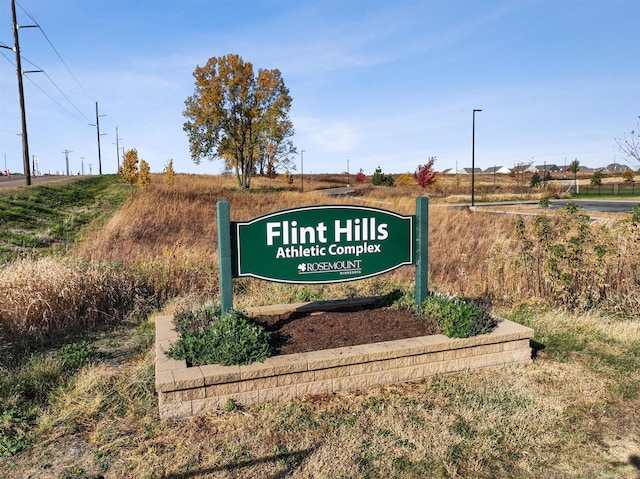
xmin=155 ymin=306 xmax=534 ymax=420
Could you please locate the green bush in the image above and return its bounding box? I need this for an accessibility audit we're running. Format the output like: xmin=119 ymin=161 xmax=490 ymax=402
xmin=421 ymin=294 xmax=497 ymax=339
xmin=166 ymin=306 xmax=271 ymax=366
xmin=371 ymin=166 xmax=395 ymax=186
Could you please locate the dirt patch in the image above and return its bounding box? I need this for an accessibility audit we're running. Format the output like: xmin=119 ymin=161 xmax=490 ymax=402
xmin=252 ymin=306 xmax=440 ymax=356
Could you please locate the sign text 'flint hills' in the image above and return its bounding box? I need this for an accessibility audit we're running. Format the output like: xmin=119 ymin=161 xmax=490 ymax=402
xmin=267 ymin=217 xmax=388 ymax=259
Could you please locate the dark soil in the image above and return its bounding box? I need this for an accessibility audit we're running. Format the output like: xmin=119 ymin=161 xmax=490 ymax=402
xmin=252 ymin=306 xmax=441 ymax=356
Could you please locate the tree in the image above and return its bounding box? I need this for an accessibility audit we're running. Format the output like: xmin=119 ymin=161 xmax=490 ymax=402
xmin=616 ymin=116 xmax=640 ymax=169
xmin=183 ymin=54 xmax=294 ymax=189
xmin=254 ymin=119 xmax=296 ymax=177
xmin=590 ymin=170 xmax=602 ymax=186
xmin=529 ymin=171 xmax=542 ymax=188
xmin=371 ymin=166 xmax=394 ymax=186
xmin=355 ymin=168 xmax=367 ymax=183
xmin=164 ymin=159 xmax=175 ymax=187
xmin=622 ymin=168 xmax=636 ymax=183
xmin=119 ymin=149 xmax=139 ymax=193
xmin=138 ymin=159 xmax=151 ymax=189
xmin=282 ymin=170 xmax=294 ymax=187
xmin=569 ymin=159 xmax=580 ymax=194
xmin=415 ymin=157 xmax=437 ymax=189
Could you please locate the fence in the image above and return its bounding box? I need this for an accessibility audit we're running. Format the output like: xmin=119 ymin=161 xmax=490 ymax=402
xmin=578 ymin=183 xmax=638 ymax=197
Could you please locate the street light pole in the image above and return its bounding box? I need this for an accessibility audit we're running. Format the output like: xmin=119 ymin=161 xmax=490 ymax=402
xmin=471 ymin=109 xmax=482 ymax=207
xmin=347 ymin=158 xmax=350 ymax=187
xmin=300 ymin=150 xmax=305 ymax=192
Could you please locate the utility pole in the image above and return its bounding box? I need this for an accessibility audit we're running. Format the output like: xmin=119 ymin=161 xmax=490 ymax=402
xmin=10 ymin=0 xmax=37 ymax=186
xmin=62 ymin=149 xmax=72 ymax=176
xmin=114 ymin=126 xmax=123 ymax=170
xmin=80 ymin=156 xmax=85 ymax=175
xmin=90 ymin=102 xmax=106 ymax=175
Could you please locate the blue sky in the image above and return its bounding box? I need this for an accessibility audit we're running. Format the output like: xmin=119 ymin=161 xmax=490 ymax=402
xmin=0 ymin=0 xmax=638 ymax=177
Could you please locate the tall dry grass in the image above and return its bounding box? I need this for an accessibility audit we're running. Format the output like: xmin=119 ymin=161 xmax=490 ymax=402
xmin=0 ymin=258 xmax=153 ymax=344
xmin=4 ymin=174 xmax=638 ymax=345
xmin=73 ymin=175 xmax=640 ymax=316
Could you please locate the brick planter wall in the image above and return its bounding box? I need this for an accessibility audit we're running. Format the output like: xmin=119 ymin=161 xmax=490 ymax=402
xmin=155 ymin=309 xmax=534 ymax=420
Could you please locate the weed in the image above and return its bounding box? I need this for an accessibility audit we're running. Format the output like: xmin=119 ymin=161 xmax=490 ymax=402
xmin=0 ymin=409 xmax=30 ymax=457
xmin=451 ymin=418 xmax=476 ymax=439
xmin=392 ymin=455 xmax=441 ymax=477
xmin=58 ymin=340 xmax=104 ymax=371
xmin=293 ymin=286 xmax=322 ymax=303
xmin=225 ymin=398 xmax=240 ymax=412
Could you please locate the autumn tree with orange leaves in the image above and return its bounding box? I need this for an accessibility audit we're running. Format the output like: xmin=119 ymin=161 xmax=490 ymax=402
xmin=183 ymin=54 xmax=294 ymax=189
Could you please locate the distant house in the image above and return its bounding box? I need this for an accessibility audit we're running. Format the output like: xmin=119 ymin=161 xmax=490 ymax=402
xmin=459 ymin=168 xmax=483 ymax=175
xmin=441 ymin=168 xmax=457 ymax=175
xmin=483 ymin=166 xmax=511 ymax=174
xmin=606 ymin=163 xmax=627 ymax=173
xmin=512 ymin=164 xmax=538 ymax=174
xmin=535 ymin=164 xmax=561 ymax=173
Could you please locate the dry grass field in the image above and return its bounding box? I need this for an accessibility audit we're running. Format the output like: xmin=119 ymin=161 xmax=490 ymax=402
xmin=0 ymin=173 xmax=639 ymax=478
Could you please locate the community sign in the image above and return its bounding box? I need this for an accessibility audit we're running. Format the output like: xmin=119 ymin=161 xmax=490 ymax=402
xmin=232 ymin=205 xmax=414 ymax=284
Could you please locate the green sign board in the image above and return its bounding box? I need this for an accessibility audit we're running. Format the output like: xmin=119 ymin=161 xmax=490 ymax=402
xmin=233 ymin=205 xmax=414 ymax=284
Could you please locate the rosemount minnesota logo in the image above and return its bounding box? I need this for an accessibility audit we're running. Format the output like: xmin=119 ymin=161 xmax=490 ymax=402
xmin=297 ymin=260 xmax=362 ymax=277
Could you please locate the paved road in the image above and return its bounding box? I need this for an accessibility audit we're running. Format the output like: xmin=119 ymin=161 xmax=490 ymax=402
xmin=317 ymin=186 xmax=356 ymax=196
xmin=549 ymin=199 xmax=639 ymax=213
xmin=0 ymin=175 xmax=87 ymax=190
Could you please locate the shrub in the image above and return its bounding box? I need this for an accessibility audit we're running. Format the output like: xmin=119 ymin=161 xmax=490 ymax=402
xmin=630 ymin=204 xmax=640 ymax=226
xmin=395 ymin=173 xmax=416 ymax=188
xmin=166 ymin=305 xmax=271 ymax=366
xmin=622 ymin=168 xmax=635 ymax=183
xmin=371 ymin=167 xmax=394 ymax=186
xmin=391 ymin=292 xmax=497 ymax=339
xmin=421 ymin=294 xmax=497 ymax=339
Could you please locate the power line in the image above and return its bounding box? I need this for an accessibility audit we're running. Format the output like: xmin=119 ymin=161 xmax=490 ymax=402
xmin=16 ymin=1 xmax=92 ymax=101
xmin=21 ymin=54 xmax=91 ymax=123
xmin=0 ymin=42 xmax=91 ymax=124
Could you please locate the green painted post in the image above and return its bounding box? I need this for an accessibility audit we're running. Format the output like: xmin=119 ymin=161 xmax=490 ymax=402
xmin=217 ymin=201 xmax=233 ymax=313
xmin=415 ymin=197 xmax=429 ymax=307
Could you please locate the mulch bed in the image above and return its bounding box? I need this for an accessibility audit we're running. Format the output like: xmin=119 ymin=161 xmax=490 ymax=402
xmin=252 ymin=306 xmax=441 ymax=356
